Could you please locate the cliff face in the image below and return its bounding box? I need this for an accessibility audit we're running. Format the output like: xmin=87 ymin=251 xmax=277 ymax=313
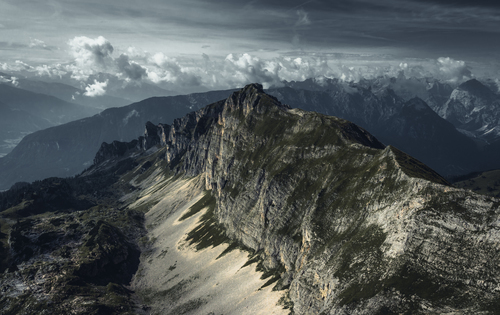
xmin=133 ymin=84 xmax=500 ymax=313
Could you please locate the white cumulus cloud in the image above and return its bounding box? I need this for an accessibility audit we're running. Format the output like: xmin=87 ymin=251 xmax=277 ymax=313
xmin=84 ymin=79 xmax=108 ymax=97
xmin=437 ymin=57 xmax=472 ymax=83
xmin=68 ymin=36 xmax=114 ymax=76
xmin=223 ymin=53 xmax=281 ymax=87
xmin=147 ymin=52 xmax=201 ymax=87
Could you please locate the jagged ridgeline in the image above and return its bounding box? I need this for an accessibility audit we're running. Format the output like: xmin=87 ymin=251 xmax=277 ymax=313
xmin=1 ymin=84 xmax=500 ymax=314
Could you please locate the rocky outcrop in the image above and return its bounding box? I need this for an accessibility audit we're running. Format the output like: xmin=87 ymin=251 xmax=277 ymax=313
xmin=139 ymin=121 xmax=169 ymax=151
xmin=76 ymin=220 xmax=140 ymax=285
xmin=0 ymin=88 xmax=236 ymax=190
xmin=268 ymin=86 xmax=483 ymax=177
xmin=93 ymin=139 xmax=139 ymax=166
xmin=0 ymin=172 xmax=145 ymax=314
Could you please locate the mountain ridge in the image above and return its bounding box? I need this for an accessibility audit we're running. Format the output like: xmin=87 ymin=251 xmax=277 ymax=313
xmin=3 ymin=77 xmax=498 ymax=190
xmin=1 ymin=84 xmax=500 ymax=313
xmin=104 ymin=84 xmax=498 ymax=313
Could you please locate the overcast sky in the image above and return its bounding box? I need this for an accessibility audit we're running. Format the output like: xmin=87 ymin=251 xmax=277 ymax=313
xmin=1 ymin=0 xmax=500 ymax=94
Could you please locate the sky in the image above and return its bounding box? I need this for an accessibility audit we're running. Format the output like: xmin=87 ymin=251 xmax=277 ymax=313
xmin=1 ymin=0 xmax=500 ymax=95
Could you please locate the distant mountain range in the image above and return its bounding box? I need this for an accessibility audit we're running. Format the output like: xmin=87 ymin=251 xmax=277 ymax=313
xmin=0 ymin=82 xmax=99 ymax=157
xmin=0 ymin=72 xmax=180 ymax=157
xmin=0 ymin=89 xmax=237 ymax=189
xmin=1 ymin=76 xmax=500 ymax=190
xmin=0 ymin=72 xmax=134 ymax=110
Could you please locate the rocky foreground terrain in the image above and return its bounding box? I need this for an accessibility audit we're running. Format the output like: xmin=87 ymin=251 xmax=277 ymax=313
xmin=1 ymin=84 xmax=500 ymax=314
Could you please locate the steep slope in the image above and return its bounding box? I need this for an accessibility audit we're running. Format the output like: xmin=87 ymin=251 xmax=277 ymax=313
xmin=0 ymin=78 xmax=485 ymax=190
xmin=13 ymin=78 xmax=129 ymax=110
xmin=0 ymin=72 xmax=161 ymax=109
xmin=2 ymin=84 xmax=500 ymax=314
xmin=0 ymin=83 xmax=99 ymax=157
xmin=0 ymin=89 xmax=236 ymax=190
xmin=453 ymin=169 xmax=500 ymax=197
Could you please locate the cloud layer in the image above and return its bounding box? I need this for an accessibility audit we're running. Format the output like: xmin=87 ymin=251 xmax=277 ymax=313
xmin=0 ymin=35 xmax=495 ymax=98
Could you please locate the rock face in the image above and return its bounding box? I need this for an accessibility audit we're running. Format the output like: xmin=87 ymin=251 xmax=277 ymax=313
xmin=2 ymin=84 xmax=500 ymax=314
xmin=139 ymin=121 xmax=169 ymax=150
xmin=94 ymin=140 xmax=140 ymax=166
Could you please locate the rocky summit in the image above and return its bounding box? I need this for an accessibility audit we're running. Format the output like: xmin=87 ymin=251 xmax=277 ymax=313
xmin=1 ymin=84 xmax=500 ymax=314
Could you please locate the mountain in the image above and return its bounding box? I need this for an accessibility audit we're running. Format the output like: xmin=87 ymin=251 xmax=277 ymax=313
xmin=0 ymin=100 xmax=53 ymax=157
xmin=1 ymin=84 xmax=500 ymax=314
xmin=0 ymin=83 xmax=100 ymax=157
xmin=435 ymin=79 xmax=500 ymax=142
xmin=12 ymin=78 xmax=130 ymax=110
xmin=81 ymin=73 xmax=174 ymax=102
xmin=0 ymin=83 xmax=97 ymax=125
xmin=378 ymin=97 xmax=479 ymax=176
xmin=425 ymin=80 xmax=455 ymax=111
xmin=0 ymin=72 xmax=130 ymax=109
xmin=453 ymin=169 xmax=500 ymax=197
xmin=0 ymin=89 xmax=237 ymax=190
xmin=1 ymin=72 xmax=174 ymax=110
xmin=268 ymin=85 xmax=480 ymax=176
xmin=0 ymin=79 xmax=485 ymax=190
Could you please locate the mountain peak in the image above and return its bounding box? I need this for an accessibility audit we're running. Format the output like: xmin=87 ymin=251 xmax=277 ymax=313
xmin=403 ymin=97 xmax=431 ymax=111
xmin=457 ymin=78 xmax=495 ymax=99
xmin=223 ymin=83 xmax=290 ymax=118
